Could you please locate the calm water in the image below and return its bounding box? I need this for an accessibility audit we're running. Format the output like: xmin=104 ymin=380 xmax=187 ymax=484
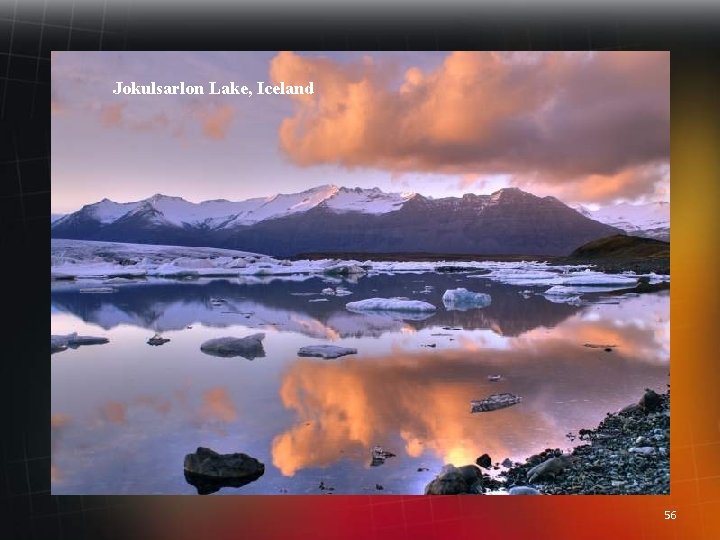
xmin=51 ymin=272 xmax=669 ymax=495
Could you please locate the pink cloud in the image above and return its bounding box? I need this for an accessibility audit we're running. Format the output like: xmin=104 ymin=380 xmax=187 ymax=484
xmin=271 ymin=51 xmax=669 ymax=203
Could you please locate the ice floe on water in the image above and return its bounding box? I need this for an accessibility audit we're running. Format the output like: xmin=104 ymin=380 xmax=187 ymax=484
xmin=345 ymin=297 xmax=437 ymax=313
xmin=51 ymin=240 xmax=669 ymax=291
xmin=442 ymin=288 xmax=492 ymax=311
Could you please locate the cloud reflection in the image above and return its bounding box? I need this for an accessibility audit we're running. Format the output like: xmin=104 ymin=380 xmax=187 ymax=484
xmin=272 ymin=296 xmax=668 ymax=476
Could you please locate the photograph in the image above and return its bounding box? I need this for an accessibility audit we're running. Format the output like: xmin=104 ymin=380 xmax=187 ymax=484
xmin=50 ymin=51 xmax=670 ymax=496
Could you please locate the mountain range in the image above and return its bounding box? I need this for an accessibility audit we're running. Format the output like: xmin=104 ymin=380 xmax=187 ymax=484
xmin=51 ymin=185 xmax=666 ymax=256
xmin=574 ymin=202 xmax=670 ymax=242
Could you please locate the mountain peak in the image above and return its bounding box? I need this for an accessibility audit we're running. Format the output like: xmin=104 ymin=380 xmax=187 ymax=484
xmin=147 ymin=193 xmax=186 ymax=203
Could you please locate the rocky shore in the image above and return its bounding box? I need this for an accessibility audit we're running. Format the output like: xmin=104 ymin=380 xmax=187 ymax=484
xmin=425 ymin=389 xmax=670 ymax=495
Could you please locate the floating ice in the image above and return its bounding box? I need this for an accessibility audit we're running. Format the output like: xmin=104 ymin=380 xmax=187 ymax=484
xmin=345 ymin=297 xmax=436 ymax=313
xmin=442 ymin=288 xmax=492 ymax=311
xmin=79 ymin=287 xmax=115 ymax=294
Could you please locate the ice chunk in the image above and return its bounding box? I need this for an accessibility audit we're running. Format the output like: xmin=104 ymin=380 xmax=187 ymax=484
xmin=297 ymin=345 xmax=358 ymax=359
xmin=200 ymin=333 xmax=266 ymax=360
xmin=442 ymin=288 xmax=492 ymax=311
xmin=559 ymin=271 xmax=638 ymax=286
xmin=79 ymin=287 xmax=116 ymax=294
xmin=323 ymin=263 xmax=367 ymax=276
xmin=543 ymin=294 xmax=582 ymax=306
xmin=345 ymin=297 xmax=436 ymax=313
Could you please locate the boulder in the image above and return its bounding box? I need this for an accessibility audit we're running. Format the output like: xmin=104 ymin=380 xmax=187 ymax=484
xmin=200 ymin=333 xmax=265 ymax=359
xmin=183 ymin=447 xmax=264 ymax=495
xmin=370 ymin=446 xmax=396 ymax=467
xmin=425 ymin=466 xmax=472 ymax=495
xmin=508 ymin=486 xmax=541 ymax=495
xmin=476 ymin=454 xmax=492 ymax=469
xmin=51 ymin=332 xmax=109 ymax=354
xmin=297 ymin=345 xmax=358 ymax=359
xmin=471 ymin=393 xmax=522 ymax=413
xmin=639 ymin=389 xmax=662 ymax=412
xmin=526 ymin=454 xmax=577 ymax=483
xmin=424 ymin=465 xmax=482 ymax=495
xmin=147 ymin=334 xmax=170 ymax=346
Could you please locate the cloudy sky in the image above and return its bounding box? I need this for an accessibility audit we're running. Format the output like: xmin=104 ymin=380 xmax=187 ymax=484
xmin=51 ymin=51 xmax=669 ymax=214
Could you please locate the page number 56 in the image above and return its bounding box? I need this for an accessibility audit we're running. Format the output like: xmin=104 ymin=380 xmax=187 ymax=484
xmin=664 ymin=511 xmax=677 ymax=520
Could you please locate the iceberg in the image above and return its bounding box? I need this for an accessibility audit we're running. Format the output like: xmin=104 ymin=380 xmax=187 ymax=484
xmin=345 ymin=297 xmax=436 ymax=313
xmin=79 ymin=287 xmax=116 ymax=294
xmin=442 ymin=288 xmax=492 ymax=311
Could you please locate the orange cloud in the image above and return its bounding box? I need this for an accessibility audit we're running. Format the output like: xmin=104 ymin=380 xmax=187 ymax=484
xmin=271 ymin=51 xmax=669 ymax=203
xmin=100 ymin=400 xmax=128 ymax=424
xmin=196 ymin=104 xmax=236 ymax=140
xmin=100 ymin=102 xmax=126 ymax=127
xmin=51 ymin=413 xmax=72 ymax=428
xmin=199 ymin=386 xmax=238 ymax=423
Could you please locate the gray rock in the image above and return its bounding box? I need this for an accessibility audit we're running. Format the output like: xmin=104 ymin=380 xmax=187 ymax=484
xmin=370 ymin=446 xmax=396 ymax=467
xmin=457 ymin=465 xmax=482 ymax=484
xmin=51 ymin=332 xmax=109 ymax=354
xmin=639 ymin=389 xmax=662 ymax=412
xmin=628 ymin=447 xmax=655 ymax=455
xmin=200 ymin=333 xmax=265 ymax=359
xmin=297 ymin=345 xmax=358 ymax=359
xmin=527 ymin=455 xmax=577 ymax=483
xmin=183 ymin=447 xmax=264 ymax=495
xmin=147 ymin=334 xmax=170 ymax=346
xmin=425 ymin=466 xmax=472 ymax=495
xmin=471 ymin=393 xmax=522 ymax=413
xmin=508 ymin=486 xmax=541 ymax=495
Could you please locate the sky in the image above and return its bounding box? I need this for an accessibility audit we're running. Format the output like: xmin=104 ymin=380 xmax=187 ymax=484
xmin=51 ymin=51 xmax=669 ymax=214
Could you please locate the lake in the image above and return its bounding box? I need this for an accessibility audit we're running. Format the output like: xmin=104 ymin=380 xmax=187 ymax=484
xmin=51 ymin=272 xmax=669 ymax=495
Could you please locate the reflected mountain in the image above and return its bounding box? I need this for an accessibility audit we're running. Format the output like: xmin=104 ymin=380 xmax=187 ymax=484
xmin=51 ymin=273 xmax=581 ymax=338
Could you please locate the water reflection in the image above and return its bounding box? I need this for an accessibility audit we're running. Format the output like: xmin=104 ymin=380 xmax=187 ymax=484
xmin=271 ymin=315 xmax=668 ymax=476
xmin=51 ymin=274 xmax=668 ymax=494
xmin=51 ymin=274 xmax=581 ymax=338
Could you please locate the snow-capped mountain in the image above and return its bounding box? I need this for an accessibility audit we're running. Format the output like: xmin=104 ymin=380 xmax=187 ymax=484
xmin=52 ymin=185 xmax=623 ymax=256
xmin=53 ymin=185 xmax=414 ymax=230
xmin=575 ymin=202 xmax=669 ymax=241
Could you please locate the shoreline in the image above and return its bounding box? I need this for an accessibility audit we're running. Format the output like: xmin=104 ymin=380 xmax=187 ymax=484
xmin=426 ymin=389 xmax=670 ymax=495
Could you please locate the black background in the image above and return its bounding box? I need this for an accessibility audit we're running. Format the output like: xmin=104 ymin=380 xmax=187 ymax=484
xmin=1 ymin=2 xmax=719 ymax=539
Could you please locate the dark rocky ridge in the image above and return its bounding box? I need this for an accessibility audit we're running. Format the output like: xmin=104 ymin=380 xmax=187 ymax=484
xmin=562 ymin=234 xmax=670 ymax=274
xmin=52 ymin=187 xmax=622 ymax=257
